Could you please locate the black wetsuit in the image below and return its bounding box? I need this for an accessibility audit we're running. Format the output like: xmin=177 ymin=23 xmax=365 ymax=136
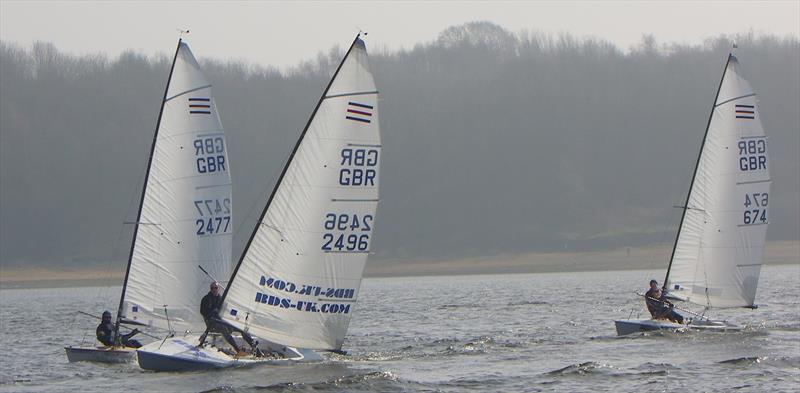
xmin=645 ymin=288 xmax=684 ymax=324
xmin=96 ymin=321 xmax=142 ymax=348
xmin=201 ymin=292 xmax=223 ymax=321
xmin=645 ymin=288 xmax=664 ymax=317
xmin=200 ymin=292 xmax=257 ymax=352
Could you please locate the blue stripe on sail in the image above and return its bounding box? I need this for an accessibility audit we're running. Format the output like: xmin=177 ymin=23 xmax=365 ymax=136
xmin=346 ymin=116 xmax=371 ymax=123
xmin=348 ymin=102 xmax=373 ymax=109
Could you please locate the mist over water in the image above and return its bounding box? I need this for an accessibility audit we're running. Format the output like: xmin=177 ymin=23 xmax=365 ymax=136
xmin=2 ymin=23 xmax=799 ymax=268
xmin=1 ymin=265 xmax=798 ymax=392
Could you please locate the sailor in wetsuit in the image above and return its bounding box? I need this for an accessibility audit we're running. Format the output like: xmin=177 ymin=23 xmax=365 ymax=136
xmin=199 ymin=282 xmax=260 ymax=355
xmin=645 ymin=279 xmax=684 ymax=324
xmin=96 ymin=310 xmax=142 ymax=348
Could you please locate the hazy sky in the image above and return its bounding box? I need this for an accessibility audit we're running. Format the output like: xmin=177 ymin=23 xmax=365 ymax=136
xmin=2 ymin=1 xmax=799 ymax=69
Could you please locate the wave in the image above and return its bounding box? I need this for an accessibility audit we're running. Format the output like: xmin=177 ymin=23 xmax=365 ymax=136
xmin=436 ymin=304 xmax=466 ymax=309
xmin=718 ymin=356 xmax=800 ymax=368
xmin=547 ymin=361 xmax=614 ymax=376
xmin=349 ymin=335 xmax=534 ymax=362
xmin=437 ymin=300 xmax=548 ymax=310
xmin=506 ymin=300 xmax=549 ymax=306
xmin=718 ymin=356 xmax=767 ymax=365
xmin=200 ymin=371 xmax=429 ymax=392
xmin=546 ymin=361 xmax=673 ymax=378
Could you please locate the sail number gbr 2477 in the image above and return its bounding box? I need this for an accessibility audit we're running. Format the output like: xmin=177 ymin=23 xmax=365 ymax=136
xmin=194 ymin=136 xmax=227 ymax=174
xmin=195 ymin=198 xmax=231 ymax=236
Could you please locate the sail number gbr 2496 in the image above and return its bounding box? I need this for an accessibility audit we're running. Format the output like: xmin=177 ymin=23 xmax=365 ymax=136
xmin=322 ymin=213 xmax=373 ymax=252
xmin=339 ymin=148 xmax=378 ymax=186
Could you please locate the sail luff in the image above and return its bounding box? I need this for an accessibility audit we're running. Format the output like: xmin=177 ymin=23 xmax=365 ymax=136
xmin=663 ymin=53 xmax=733 ymax=289
xmin=114 ymin=39 xmax=183 ymax=336
xmin=220 ymin=34 xmax=365 ymax=304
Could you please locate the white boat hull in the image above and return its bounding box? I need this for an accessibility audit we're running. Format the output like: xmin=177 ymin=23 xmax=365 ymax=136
xmin=136 ymin=335 xmax=323 ymax=371
xmin=614 ymin=318 xmax=744 ymax=336
xmin=64 ymin=346 xmax=137 ymax=363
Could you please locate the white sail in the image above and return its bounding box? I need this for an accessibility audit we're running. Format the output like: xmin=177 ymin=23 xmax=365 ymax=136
xmin=667 ymin=54 xmax=770 ymax=308
xmin=120 ymin=41 xmax=232 ymax=332
xmin=221 ymin=37 xmax=380 ymax=350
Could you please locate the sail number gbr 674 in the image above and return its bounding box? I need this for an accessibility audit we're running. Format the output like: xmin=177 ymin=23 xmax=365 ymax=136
xmin=738 ymin=137 xmax=769 ymax=227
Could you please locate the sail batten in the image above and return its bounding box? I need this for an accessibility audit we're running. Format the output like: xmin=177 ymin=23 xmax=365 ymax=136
xmin=221 ymin=36 xmax=380 ymax=351
xmin=666 ymin=54 xmax=770 ymax=309
xmin=119 ymin=41 xmax=232 ymax=333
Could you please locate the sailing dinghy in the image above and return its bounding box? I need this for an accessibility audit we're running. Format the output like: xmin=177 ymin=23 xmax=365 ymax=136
xmin=615 ymin=51 xmax=770 ymax=335
xmin=66 ymin=39 xmax=233 ymax=362
xmin=138 ymin=34 xmax=382 ymax=371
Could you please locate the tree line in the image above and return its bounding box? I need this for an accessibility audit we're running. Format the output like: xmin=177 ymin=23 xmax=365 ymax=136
xmin=1 ymin=22 xmax=798 ymax=268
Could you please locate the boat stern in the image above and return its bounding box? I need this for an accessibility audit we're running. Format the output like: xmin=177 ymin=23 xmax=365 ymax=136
xmin=64 ymin=346 xmax=137 ymax=363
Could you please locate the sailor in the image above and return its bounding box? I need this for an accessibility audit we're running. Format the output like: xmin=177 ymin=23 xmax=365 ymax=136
xmin=96 ymin=310 xmax=142 ymax=348
xmin=645 ymin=280 xmax=684 ymax=324
xmin=199 ymin=282 xmax=261 ymax=356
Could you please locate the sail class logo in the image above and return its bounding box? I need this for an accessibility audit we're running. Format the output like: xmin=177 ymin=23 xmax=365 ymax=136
xmin=346 ymin=102 xmax=373 ymax=123
xmin=189 ymin=97 xmax=212 ymax=115
xmin=735 ymin=104 xmax=755 ymax=120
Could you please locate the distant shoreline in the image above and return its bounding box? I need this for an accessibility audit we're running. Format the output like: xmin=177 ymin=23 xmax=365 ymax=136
xmin=2 ymin=240 xmax=797 ymax=289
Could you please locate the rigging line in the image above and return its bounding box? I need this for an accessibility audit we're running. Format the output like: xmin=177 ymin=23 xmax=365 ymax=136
xmin=704 ymin=268 xmax=712 ymax=309
xmin=164 ymin=84 xmax=213 ymax=102
xmin=714 ymin=93 xmax=756 ymax=107
xmin=736 ymin=179 xmax=771 ymax=185
xmin=155 ymin=127 xmax=224 ymax=140
xmin=149 ymin=172 xmax=231 ymax=186
xmin=195 ymin=183 xmax=232 ymax=190
xmin=194 ymin=132 xmax=225 ymax=138
xmin=324 ymin=90 xmax=379 ymax=99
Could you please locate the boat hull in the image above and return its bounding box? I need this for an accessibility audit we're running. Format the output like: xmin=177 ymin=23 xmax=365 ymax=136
xmin=64 ymin=346 xmax=137 ymax=363
xmin=136 ymin=335 xmax=323 ymax=371
xmin=614 ymin=318 xmax=744 ymax=336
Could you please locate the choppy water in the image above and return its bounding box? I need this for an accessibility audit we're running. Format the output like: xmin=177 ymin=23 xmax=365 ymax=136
xmin=1 ymin=265 xmax=798 ymax=392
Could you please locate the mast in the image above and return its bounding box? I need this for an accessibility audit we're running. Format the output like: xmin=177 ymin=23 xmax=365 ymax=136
xmin=663 ymin=53 xmax=733 ymax=290
xmin=219 ymin=33 xmax=365 ymax=303
xmin=114 ymin=39 xmax=183 ymax=341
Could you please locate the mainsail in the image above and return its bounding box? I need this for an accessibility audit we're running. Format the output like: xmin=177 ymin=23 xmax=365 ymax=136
xmin=665 ymin=54 xmax=770 ymax=308
xmin=221 ymin=36 xmax=380 ymax=350
xmin=118 ymin=40 xmax=232 ymax=333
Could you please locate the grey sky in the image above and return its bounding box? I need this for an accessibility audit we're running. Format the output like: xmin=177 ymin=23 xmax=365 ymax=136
xmin=2 ymin=1 xmax=798 ymax=69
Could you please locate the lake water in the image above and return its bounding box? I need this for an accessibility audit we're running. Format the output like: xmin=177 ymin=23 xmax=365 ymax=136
xmin=1 ymin=265 xmax=798 ymax=392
